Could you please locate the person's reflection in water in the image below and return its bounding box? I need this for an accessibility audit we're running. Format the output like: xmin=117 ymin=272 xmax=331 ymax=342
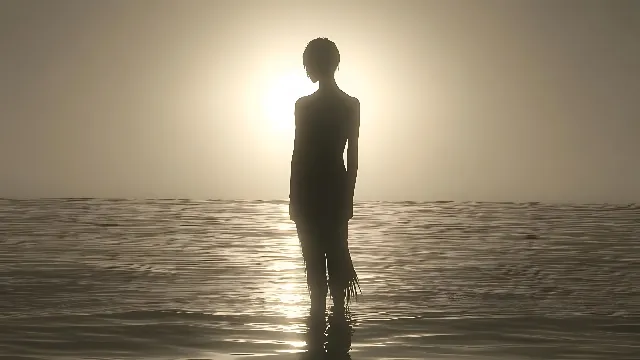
xmin=289 ymin=37 xmax=361 ymax=356
xmin=301 ymin=308 xmax=355 ymax=359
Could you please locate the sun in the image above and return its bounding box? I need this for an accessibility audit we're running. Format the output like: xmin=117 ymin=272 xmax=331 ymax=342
xmin=263 ymin=70 xmax=317 ymax=132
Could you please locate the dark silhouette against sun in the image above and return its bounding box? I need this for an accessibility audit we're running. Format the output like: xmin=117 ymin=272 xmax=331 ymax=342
xmin=289 ymin=37 xmax=361 ymax=356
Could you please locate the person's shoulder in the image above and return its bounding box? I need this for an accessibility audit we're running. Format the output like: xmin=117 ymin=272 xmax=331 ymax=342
xmin=294 ymin=96 xmax=312 ymax=126
xmin=342 ymin=92 xmax=360 ymax=118
xmin=350 ymin=95 xmax=360 ymax=109
xmin=348 ymin=93 xmax=360 ymax=105
xmin=338 ymin=90 xmax=359 ymax=108
xmin=295 ymin=95 xmax=312 ymax=109
xmin=338 ymin=92 xmax=360 ymax=128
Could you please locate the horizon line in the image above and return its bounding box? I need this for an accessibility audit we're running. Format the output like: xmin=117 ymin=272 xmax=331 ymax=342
xmin=0 ymin=197 xmax=638 ymax=207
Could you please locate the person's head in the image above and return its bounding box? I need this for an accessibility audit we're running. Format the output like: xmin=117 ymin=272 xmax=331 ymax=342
xmin=303 ymin=37 xmax=340 ymax=83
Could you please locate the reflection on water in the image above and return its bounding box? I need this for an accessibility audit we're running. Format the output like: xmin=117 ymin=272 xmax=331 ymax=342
xmin=0 ymin=199 xmax=639 ymax=359
xmin=300 ymin=309 xmax=355 ymax=359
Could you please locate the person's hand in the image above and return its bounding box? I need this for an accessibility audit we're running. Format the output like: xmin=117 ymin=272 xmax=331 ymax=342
xmin=344 ymin=195 xmax=354 ymax=221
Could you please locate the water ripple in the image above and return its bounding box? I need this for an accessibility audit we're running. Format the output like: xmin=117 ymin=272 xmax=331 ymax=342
xmin=0 ymin=199 xmax=638 ymax=359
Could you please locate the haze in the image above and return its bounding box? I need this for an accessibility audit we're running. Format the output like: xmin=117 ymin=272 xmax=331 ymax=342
xmin=1 ymin=0 xmax=638 ymax=203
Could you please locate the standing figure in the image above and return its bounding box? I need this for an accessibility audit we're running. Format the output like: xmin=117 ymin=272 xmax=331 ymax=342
xmin=289 ymin=38 xmax=361 ymax=318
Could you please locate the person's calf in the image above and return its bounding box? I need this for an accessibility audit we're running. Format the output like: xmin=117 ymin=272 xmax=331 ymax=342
xmin=310 ymin=289 xmax=327 ymax=316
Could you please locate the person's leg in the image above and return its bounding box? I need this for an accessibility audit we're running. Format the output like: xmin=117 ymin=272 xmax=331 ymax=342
xmin=297 ymin=221 xmax=328 ymax=316
xmin=326 ymin=309 xmax=353 ymax=355
xmin=326 ymin=221 xmax=349 ymax=312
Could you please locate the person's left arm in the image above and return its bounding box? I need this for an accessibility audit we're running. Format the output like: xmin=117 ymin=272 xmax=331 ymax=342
xmin=289 ymin=99 xmax=304 ymax=221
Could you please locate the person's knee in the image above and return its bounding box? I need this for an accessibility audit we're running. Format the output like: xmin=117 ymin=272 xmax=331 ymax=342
xmin=305 ymin=260 xmax=326 ymax=281
xmin=309 ymin=278 xmax=328 ymax=297
xmin=307 ymin=268 xmax=327 ymax=285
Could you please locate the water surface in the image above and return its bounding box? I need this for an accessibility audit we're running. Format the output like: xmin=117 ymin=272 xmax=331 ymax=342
xmin=1 ymin=199 xmax=638 ymax=359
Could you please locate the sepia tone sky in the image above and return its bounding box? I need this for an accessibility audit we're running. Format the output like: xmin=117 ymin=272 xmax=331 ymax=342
xmin=1 ymin=0 xmax=639 ymax=203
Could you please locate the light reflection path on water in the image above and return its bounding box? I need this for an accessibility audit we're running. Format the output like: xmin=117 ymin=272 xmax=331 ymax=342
xmin=263 ymin=234 xmax=308 ymax=323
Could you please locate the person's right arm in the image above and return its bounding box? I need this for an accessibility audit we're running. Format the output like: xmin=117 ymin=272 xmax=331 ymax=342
xmin=346 ymin=98 xmax=360 ymax=199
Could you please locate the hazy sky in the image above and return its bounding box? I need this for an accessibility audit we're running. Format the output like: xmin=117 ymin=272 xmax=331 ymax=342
xmin=1 ymin=0 xmax=638 ymax=203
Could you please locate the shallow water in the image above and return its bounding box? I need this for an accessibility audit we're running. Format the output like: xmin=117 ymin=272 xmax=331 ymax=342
xmin=0 ymin=199 xmax=639 ymax=359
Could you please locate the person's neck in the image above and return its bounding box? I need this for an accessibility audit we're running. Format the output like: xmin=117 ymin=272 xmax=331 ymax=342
xmin=318 ymin=77 xmax=338 ymax=92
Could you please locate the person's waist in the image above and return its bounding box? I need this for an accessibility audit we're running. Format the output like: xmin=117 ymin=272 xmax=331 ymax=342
xmin=296 ymin=163 xmax=346 ymax=174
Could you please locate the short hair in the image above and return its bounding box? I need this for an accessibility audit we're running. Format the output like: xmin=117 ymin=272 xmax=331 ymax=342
xmin=303 ymin=37 xmax=340 ymax=76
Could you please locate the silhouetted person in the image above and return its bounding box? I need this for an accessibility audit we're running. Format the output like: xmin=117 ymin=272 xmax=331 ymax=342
xmin=289 ymin=38 xmax=361 ymax=322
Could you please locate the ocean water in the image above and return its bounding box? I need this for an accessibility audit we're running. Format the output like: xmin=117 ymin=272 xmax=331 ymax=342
xmin=0 ymin=199 xmax=639 ymax=360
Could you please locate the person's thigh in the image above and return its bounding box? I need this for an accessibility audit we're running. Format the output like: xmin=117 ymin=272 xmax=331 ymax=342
xmin=296 ymin=221 xmax=327 ymax=283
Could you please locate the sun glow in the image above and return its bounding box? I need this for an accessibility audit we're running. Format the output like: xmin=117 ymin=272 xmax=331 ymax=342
xmin=263 ymin=70 xmax=317 ymax=132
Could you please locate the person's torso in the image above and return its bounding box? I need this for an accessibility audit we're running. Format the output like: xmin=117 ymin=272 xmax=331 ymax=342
xmin=294 ymin=91 xmax=354 ymax=188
